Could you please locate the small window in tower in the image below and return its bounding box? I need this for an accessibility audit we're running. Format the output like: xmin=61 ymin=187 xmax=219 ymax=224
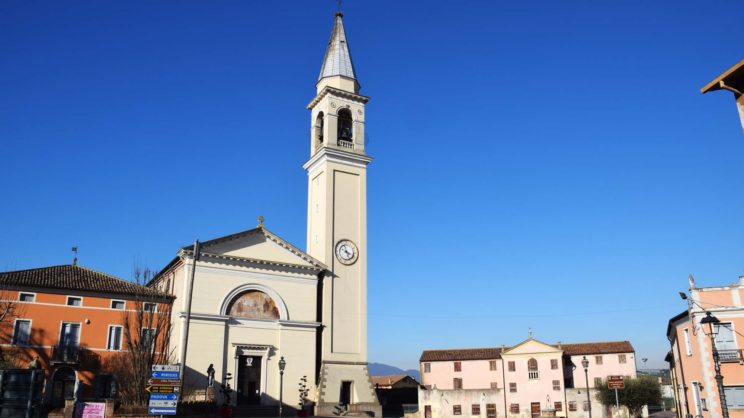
xmin=315 ymin=112 xmax=325 ymax=149
xmin=337 ymin=109 xmax=353 ymax=143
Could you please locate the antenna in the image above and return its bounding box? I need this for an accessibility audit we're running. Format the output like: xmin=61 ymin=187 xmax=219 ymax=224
xmin=71 ymin=246 xmax=78 ymax=266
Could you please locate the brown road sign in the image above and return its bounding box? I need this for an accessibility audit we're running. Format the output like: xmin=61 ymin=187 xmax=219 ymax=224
xmin=148 ymin=378 xmax=181 ymax=386
xmin=145 ymin=385 xmax=181 ymax=394
xmin=607 ymin=375 xmax=625 ymax=389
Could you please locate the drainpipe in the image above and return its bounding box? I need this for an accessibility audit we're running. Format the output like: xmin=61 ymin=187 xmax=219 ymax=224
xmin=669 ymin=329 xmax=691 ymax=418
xmin=179 ymin=241 xmax=200 ymax=391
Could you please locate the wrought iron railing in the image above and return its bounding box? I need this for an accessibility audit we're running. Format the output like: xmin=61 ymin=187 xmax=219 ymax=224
xmin=718 ymin=349 xmax=743 ymax=362
xmin=51 ymin=345 xmax=80 ymax=364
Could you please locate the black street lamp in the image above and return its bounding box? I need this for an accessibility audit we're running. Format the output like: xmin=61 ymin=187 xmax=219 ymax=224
xmin=582 ymin=356 xmax=592 ymax=418
xmin=701 ymin=312 xmax=730 ymax=418
xmin=278 ymin=356 xmax=287 ymax=418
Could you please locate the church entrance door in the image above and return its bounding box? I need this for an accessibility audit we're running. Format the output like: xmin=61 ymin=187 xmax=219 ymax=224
xmin=237 ymin=355 xmax=262 ymax=405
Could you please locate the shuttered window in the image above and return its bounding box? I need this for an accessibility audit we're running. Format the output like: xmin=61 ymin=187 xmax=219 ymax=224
xmin=725 ymin=387 xmax=744 ymax=409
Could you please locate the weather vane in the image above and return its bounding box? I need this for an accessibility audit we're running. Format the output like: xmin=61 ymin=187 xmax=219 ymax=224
xmin=257 ymin=215 xmax=265 ymax=228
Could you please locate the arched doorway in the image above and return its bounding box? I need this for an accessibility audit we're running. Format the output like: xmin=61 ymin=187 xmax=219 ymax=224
xmin=50 ymin=367 xmax=77 ymax=408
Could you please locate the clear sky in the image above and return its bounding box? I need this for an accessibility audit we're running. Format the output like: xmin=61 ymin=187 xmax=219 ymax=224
xmin=2 ymin=0 xmax=743 ymax=371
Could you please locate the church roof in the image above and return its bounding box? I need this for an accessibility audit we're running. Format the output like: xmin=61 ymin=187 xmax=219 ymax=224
xmin=318 ymin=12 xmax=357 ymax=82
xmin=0 ymin=264 xmax=170 ymax=299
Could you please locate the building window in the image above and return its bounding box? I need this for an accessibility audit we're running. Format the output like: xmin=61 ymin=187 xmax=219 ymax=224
xmin=508 ymin=361 xmax=515 ymax=372
xmin=95 ymin=374 xmax=118 ymax=399
xmin=424 ymin=362 xmax=431 ymax=373
xmin=453 ymin=405 xmax=462 ymax=415
xmin=714 ymin=323 xmax=736 ymax=352
xmin=684 ymin=328 xmax=693 ymax=355
xmin=487 ymin=404 xmax=497 ymax=418
xmin=594 ymin=377 xmax=603 ymax=387
xmin=140 ymin=328 xmax=156 ymax=350
xmin=143 ymin=302 xmax=156 ymax=312
xmin=724 ymin=386 xmax=744 ymax=409
xmin=453 ymin=378 xmax=463 ymax=389
xmin=454 ymin=361 xmax=461 ymax=372
xmin=490 ymin=382 xmax=498 ymax=389
xmin=550 ymin=359 xmax=558 ymax=369
xmin=510 ymin=404 xmax=519 ymax=414
xmin=490 ymin=360 xmax=498 ymax=371
xmin=619 ymin=354 xmax=626 ymax=364
xmin=568 ymin=402 xmax=577 ymax=412
xmin=424 ymin=406 xmax=432 ymax=418
xmin=18 ymin=293 xmax=35 ymax=302
xmin=12 ymin=320 xmax=31 ymax=346
xmin=472 ymin=404 xmax=481 ymax=415
xmin=509 ymin=382 xmax=517 ymax=393
xmin=583 ymin=401 xmax=590 ymax=411
xmin=553 ymin=380 xmax=560 ymax=391
xmin=527 ymin=358 xmax=539 ymax=379
xmin=554 ymin=402 xmax=562 ymax=411
xmin=107 ymin=326 xmax=123 ymax=351
xmin=111 ymin=300 xmax=125 ymax=310
xmin=66 ymin=296 xmax=82 ymax=306
xmin=595 ymin=355 xmax=603 ymax=365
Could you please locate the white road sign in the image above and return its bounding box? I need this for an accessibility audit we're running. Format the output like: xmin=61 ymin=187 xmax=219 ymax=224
xmin=152 ymin=365 xmax=179 ymax=372
xmin=148 ymin=400 xmax=177 ymax=408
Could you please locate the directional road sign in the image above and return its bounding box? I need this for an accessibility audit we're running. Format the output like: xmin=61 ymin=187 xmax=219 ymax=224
xmin=152 ymin=365 xmax=179 ymax=372
xmin=149 ymin=400 xmax=178 ymax=408
xmin=148 ymin=393 xmax=178 ymax=401
xmin=152 ymin=371 xmax=180 ymax=379
xmin=148 ymin=378 xmax=181 ymax=386
xmin=146 ymin=385 xmax=180 ymax=394
xmin=148 ymin=407 xmax=177 ymax=415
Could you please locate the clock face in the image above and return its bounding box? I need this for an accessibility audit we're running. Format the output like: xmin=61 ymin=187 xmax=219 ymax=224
xmin=335 ymin=239 xmax=358 ymax=265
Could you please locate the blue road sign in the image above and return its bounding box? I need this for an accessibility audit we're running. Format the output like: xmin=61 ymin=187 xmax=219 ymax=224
xmin=149 ymin=393 xmax=178 ymax=401
xmin=151 ymin=371 xmax=180 ymax=379
xmin=149 ymin=407 xmax=177 ymax=415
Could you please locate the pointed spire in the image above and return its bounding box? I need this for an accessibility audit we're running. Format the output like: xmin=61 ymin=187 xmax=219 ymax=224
xmin=318 ymin=13 xmax=357 ymax=84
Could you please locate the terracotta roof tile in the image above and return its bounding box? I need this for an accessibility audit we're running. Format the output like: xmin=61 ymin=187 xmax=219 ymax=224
xmin=371 ymin=375 xmax=409 ymax=386
xmin=420 ymin=341 xmax=634 ymax=362
xmin=0 ymin=265 xmax=170 ymax=299
xmin=420 ymin=348 xmax=504 ymax=362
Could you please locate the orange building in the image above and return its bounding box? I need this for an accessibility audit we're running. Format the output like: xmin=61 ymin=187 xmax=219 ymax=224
xmin=667 ymin=275 xmax=744 ymax=418
xmin=0 ymin=264 xmax=172 ymax=408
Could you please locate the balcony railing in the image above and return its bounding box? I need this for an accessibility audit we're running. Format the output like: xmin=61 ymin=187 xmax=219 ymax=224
xmin=51 ymin=345 xmax=80 ymax=364
xmin=337 ymin=139 xmax=354 ymax=149
xmin=718 ymin=349 xmax=743 ymax=363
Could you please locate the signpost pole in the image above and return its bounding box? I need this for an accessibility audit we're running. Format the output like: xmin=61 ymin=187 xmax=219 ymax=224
xmin=615 ymin=388 xmax=619 ymax=409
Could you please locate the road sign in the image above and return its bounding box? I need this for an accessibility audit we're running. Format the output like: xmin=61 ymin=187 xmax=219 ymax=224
xmin=149 ymin=393 xmax=178 ymax=401
xmin=146 ymin=385 xmax=180 ymax=394
xmin=148 ymin=407 xmax=177 ymax=415
xmin=607 ymin=375 xmax=625 ymax=389
xmin=152 ymin=371 xmax=180 ymax=379
xmin=149 ymin=400 xmax=178 ymax=408
xmin=148 ymin=378 xmax=181 ymax=386
xmin=152 ymin=365 xmax=179 ymax=372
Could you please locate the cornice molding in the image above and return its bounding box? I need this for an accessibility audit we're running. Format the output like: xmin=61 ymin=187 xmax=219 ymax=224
xmin=307 ymin=86 xmax=370 ymax=109
xmin=303 ymin=147 xmax=373 ymax=174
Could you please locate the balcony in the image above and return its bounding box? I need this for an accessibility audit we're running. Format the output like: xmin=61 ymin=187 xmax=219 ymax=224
xmin=337 ymin=139 xmax=354 ymax=150
xmin=718 ymin=349 xmax=743 ymax=363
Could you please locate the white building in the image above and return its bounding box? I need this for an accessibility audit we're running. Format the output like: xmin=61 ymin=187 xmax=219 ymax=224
xmin=148 ymin=11 xmax=381 ymax=416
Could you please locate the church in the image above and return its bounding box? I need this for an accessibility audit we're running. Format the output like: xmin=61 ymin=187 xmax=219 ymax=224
xmin=148 ymin=11 xmax=382 ymax=416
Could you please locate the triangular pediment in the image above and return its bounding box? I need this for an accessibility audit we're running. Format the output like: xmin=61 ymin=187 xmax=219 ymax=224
xmin=502 ymin=338 xmax=562 ymax=356
xmin=188 ymin=227 xmax=326 ymax=270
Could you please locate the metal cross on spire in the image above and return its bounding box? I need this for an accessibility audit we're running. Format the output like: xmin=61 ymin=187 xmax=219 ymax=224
xmin=337 ymin=0 xmax=343 ymax=13
xmin=71 ymin=246 xmax=78 ymax=266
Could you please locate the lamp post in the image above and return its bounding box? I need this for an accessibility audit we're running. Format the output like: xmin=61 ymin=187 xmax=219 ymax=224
xmin=278 ymin=356 xmax=287 ymax=418
xmin=701 ymin=311 xmax=730 ymax=418
xmin=582 ymin=356 xmax=592 ymax=418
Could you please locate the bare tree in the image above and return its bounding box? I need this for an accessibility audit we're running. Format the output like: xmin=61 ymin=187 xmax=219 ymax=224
xmin=101 ymin=267 xmax=173 ymax=405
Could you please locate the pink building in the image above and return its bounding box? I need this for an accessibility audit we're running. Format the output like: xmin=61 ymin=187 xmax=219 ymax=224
xmin=667 ymin=275 xmax=744 ymax=418
xmin=419 ymin=338 xmax=637 ymax=418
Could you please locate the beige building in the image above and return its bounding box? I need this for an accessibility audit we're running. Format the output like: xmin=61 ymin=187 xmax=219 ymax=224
xmin=148 ymin=11 xmax=380 ymax=416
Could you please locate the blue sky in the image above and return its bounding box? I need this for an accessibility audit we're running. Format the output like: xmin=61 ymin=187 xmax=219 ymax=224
xmin=1 ymin=0 xmax=743 ymax=370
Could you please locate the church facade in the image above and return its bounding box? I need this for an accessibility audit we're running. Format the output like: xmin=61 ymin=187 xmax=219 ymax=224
xmin=148 ymin=12 xmax=381 ymax=416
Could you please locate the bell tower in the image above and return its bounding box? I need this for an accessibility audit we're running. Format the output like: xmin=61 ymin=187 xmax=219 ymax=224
xmin=303 ymin=12 xmax=380 ymax=416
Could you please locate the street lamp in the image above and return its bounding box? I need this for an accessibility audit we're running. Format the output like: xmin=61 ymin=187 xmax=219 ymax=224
xmin=700 ymin=311 xmax=729 ymax=418
xmin=582 ymin=356 xmax=592 ymax=418
xmin=278 ymin=356 xmax=287 ymax=418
